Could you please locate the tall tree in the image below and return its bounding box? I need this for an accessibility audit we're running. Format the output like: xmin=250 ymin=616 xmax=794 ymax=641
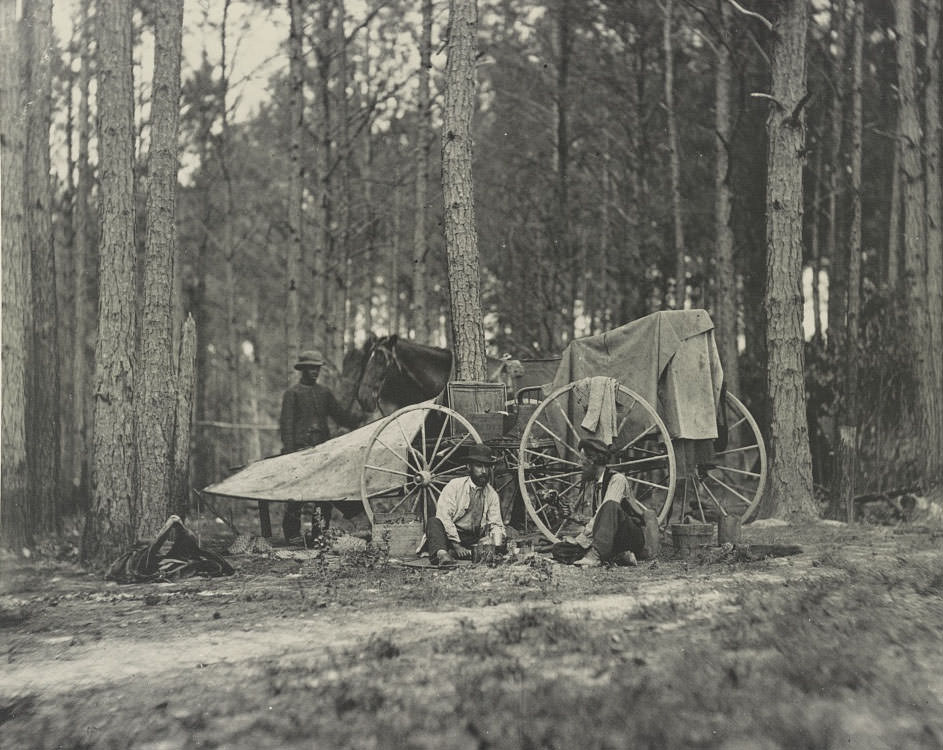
xmin=1 ymin=0 xmax=30 ymax=550
xmin=712 ymin=0 xmax=739 ymax=397
xmin=84 ymin=0 xmax=138 ymax=561
xmin=412 ymin=0 xmax=433 ymax=341
xmin=896 ymin=0 xmax=943 ymax=481
xmin=664 ymin=0 xmax=685 ymax=307
xmin=442 ymin=0 xmax=486 ymax=380
xmin=70 ymin=0 xmax=94 ymax=501
xmin=925 ymin=0 xmax=943 ymax=413
xmin=825 ymin=0 xmax=847 ymax=340
xmin=832 ymin=0 xmax=863 ymax=521
xmin=286 ymin=0 xmax=305 ymax=357
xmin=23 ymin=0 xmax=60 ymax=535
xmin=138 ymin=0 xmax=184 ymax=535
xmin=763 ymin=0 xmax=817 ymax=519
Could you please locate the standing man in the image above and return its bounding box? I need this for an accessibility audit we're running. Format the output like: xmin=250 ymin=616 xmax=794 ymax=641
xmin=279 ymin=350 xmax=360 ymax=544
xmin=553 ymin=437 xmax=647 ymax=567
xmin=426 ymin=444 xmax=505 ymax=567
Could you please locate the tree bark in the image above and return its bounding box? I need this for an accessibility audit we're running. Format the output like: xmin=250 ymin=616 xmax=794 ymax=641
xmin=887 ymin=119 xmax=901 ymax=289
xmin=70 ymin=0 xmax=94 ymax=502
xmin=412 ymin=0 xmax=433 ymax=342
xmin=173 ymin=315 xmax=197 ymax=518
xmin=762 ymin=0 xmax=817 ymax=520
xmin=713 ymin=0 xmax=739 ymax=398
xmin=336 ymin=0 xmax=351 ymax=362
xmin=442 ymin=0 xmax=486 ymax=380
xmin=138 ymin=0 xmax=183 ymax=537
xmin=664 ymin=0 xmax=685 ymax=307
xmin=85 ymin=0 xmax=138 ymax=562
xmin=925 ymin=0 xmax=943 ymax=426
xmin=832 ymin=0 xmax=863 ymax=522
xmin=23 ymin=0 xmax=61 ymax=535
xmin=315 ymin=1 xmax=333 ymax=355
xmin=391 ymin=166 xmax=402 ymax=333
xmin=1 ymin=0 xmax=30 ymax=550
xmin=896 ymin=0 xmax=943 ymax=482
xmin=286 ymin=0 xmax=305 ymax=358
xmin=825 ymin=0 xmax=847 ymax=341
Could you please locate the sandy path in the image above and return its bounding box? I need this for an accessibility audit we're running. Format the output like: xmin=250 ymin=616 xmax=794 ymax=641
xmin=1 ymin=562 xmax=827 ymax=699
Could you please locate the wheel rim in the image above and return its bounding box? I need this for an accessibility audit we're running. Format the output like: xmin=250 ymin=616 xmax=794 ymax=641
xmin=360 ymin=403 xmax=483 ymax=526
xmin=517 ymin=382 xmax=677 ymax=542
xmin=686 ymin=392 xmax=767 ymax=523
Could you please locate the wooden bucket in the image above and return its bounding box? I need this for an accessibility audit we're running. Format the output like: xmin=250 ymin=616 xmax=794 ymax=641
xmin=670 ymin=522 xmax=714 ymax=557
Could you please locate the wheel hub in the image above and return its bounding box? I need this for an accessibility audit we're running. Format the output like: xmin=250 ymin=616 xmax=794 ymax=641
xmin=417 ymin=469 xmax=433 ymax=486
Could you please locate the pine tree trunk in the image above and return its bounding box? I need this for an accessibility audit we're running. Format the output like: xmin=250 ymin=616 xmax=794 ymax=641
xmin=336 ymin=0 xmax=351 ymax=363
xmin=887 ymin=124 xmax=902 ymax=289
xmin=391 ymin=166 xmax=402 ymax=333
xmin=85 ymin=0 xmax=138 ymax=562
xmin=411 ymin=0 xmax=432 ymax=342
xmin=219 ymin=0 xmax=242 ymax=471
xmin=713 ymin=0 xmax=739 ymax=398
xmin=825 ymin=0 xmax=847 ymax=342
xmin=832 ymin=1 xmax=863 ymax=522
xmin=925 ymin=0 xmax=943 ymax=429
xmin=442 ymin=0 xmax=486 ymax=380
xmin=763 ymin=0 xmax=816 ymax=520
xmin=138 ymin=0 xmax=183 ymax=537
xmin=286 ymin=0 xmax=305 ymax=357
xmin=897 ymin=0 xmax=943 ymax=481
xmin=173 ymin=315 xmax=196 ymax=518
xmin=70 ymin=0 xmax=94 ymax=502
xmin=315 ymin=2 xmax=333 ymax=354
xmin=808 ymin=128 xmax=823 ymax=340
xmin=1 ymin=0 xmax=31 ymax=550
xmin=24 ymin=0 xmax=61 ymax=535
xmin=664 ymin=0 xmax=685 ymax=307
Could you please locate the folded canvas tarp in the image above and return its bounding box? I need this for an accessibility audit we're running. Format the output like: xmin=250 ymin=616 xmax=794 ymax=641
xmin=202 ymin=403 xmax=433 ymax=506
xmin=550 ymin=309 xmax=724 ymax=441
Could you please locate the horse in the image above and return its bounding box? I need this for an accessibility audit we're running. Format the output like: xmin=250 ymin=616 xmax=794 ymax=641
xmin=354 ymin=334 xmax=454 ymax=417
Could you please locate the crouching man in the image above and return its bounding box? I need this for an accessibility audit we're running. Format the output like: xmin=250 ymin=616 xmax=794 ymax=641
xmin=553 ymin=437 xmax=647 ymax=567
xmin=427 ymin=444 xmax=505 ymax=567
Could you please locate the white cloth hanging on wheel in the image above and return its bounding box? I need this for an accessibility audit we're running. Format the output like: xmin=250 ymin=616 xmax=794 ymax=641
xmin=579 ymin=376 xmax=618 ymax=446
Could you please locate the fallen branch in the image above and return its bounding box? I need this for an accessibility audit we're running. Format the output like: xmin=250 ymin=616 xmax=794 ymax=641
xmin=726 ymin=0 xmax=773 ymax=31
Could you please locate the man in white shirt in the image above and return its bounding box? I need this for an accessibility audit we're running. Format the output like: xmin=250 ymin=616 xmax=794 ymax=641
xmin=426 ymin=444 xmax=505 ymax=567
xmin=556 ymin=437 xmax=646 ymax=567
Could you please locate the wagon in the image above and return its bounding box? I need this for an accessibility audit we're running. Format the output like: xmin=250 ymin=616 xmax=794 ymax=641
xmin=203 ymin=310 xmax=766 ymax=547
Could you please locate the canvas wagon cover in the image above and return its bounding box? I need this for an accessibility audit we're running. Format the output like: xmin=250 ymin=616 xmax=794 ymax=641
xmin=202 ymin=403 xmax=433 ymax=503
xmin=550 ymin=309 xmax=724 ymax=440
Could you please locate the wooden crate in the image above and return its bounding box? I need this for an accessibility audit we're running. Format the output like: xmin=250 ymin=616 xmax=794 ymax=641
xmin=373 ymin=520 xmax=423 ymax=559
xmin=447 ymin=381 xmax=507 ymax=438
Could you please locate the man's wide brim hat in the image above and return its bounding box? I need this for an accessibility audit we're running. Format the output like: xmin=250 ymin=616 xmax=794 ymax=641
xmin=294 ymin=350 xmax=326 ymax=369
xmin=465 ymin=444 xmax=498 ymax=465
xmin=578 ymin=437 xmax=612 ymax=456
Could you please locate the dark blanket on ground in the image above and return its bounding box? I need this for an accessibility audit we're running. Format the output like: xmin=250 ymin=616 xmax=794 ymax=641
xmin=106 ymin=515 xmax=234 ymax=584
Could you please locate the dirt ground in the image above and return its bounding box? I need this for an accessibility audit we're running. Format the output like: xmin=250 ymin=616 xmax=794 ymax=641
xmin=2 ymin=514 xmax=943 ymax=750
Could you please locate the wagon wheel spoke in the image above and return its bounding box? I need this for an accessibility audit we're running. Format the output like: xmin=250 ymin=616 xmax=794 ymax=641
xmin=363 ymin=464 xmax=412 ymax=478
xmin=709 ymin=464 xmax=763 ymax=479
xmin=531 ymin=417 xmax=580 ymax=457
xmin=615 ymin=398 xmax=639 ymax=437
xmin=430 ymin=416 xmax=449 ymax=464
xmin=364 ymin=484 xmax=407 ymax=500
xmin=713 ymin=444 xmax=760 ymax=458
xmin=522 ymin=447 xmax=581 ymax=468
xmin=388 ymin=482 xmax=422 ymax=515
xmin=622 ymin=422 xmax=659 ymax=451
xmin=727 ymin=414 xmax=748 ymax=433
xmin=697 ymin=478 xmax=727 ymax=515
xmin=610 ymin=455 xmax=669 ymax=470
xmin=624 ymin=475 xmax=671 ymax=492
xmin=394 ymin=415 xmax=427 ymax=469
xmin=428 ymin=432 xmax=475 ymax=474
xmin=374 ymin=434 xmax=407 ymax=464
xmin=552 ymin=401 xmax=583 ymax=447
xmin=703 ymin=471 xmax=753 ymax=506
xmin=523 ymin=469 xmax=583 ymax=484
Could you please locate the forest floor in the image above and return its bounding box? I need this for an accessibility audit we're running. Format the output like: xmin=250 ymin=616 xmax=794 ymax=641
xmin=2 ymin=512 xmax=943 ymax=750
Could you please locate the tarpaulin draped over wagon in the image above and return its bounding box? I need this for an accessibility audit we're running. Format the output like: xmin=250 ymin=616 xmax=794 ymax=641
xmin=550 ymin=309 xmax=724 ymax=440
xmin=202 ymin=403 xmax=434 ymax=503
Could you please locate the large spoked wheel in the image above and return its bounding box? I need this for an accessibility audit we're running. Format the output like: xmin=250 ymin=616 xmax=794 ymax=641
xmin=687 ymin=392 xmax=768 ymax=522
xmin=359 ymin=403 xmax=483 ymax=526
xmin=517 ymin=382 xmax=677 ymax=543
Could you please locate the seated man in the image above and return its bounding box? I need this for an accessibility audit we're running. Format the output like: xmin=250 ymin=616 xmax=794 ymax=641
xmin=426 ymin=444 xmax=505 ymax=567
xmin=554 ymin=437 xmax=647 ymax=567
